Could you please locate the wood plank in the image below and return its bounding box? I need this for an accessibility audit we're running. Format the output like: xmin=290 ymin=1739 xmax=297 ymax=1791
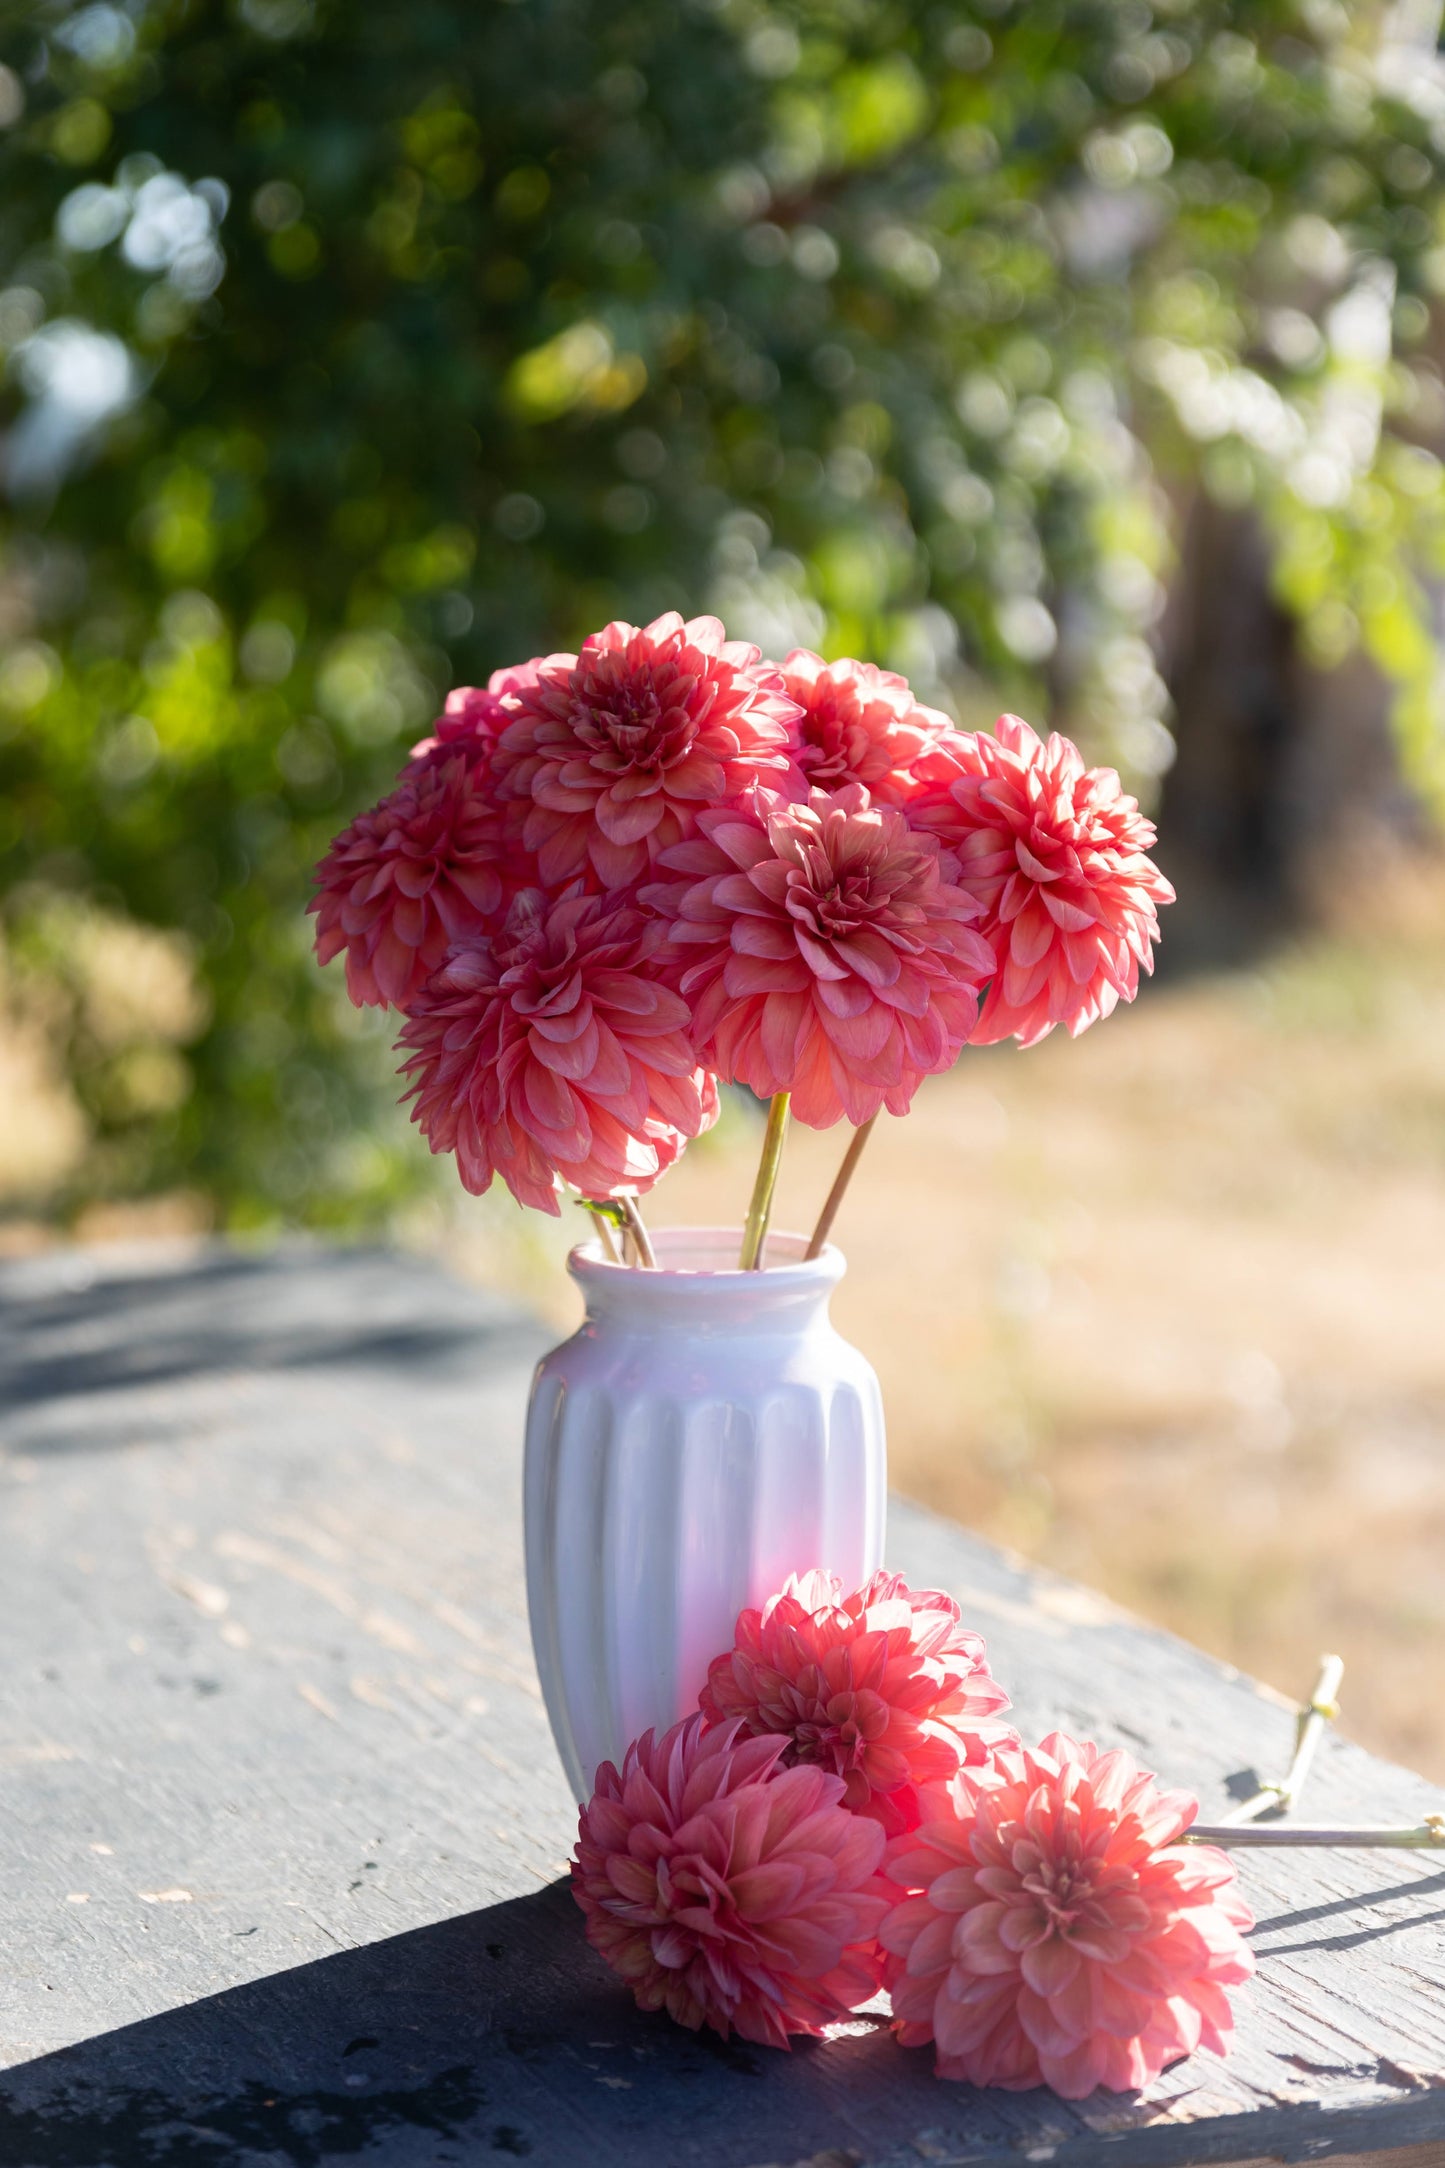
xmin=2 ymin=1241 xmax=1444 ymax=2166
xmin=1223 ymin=2150 xmax=1445 ymax=2168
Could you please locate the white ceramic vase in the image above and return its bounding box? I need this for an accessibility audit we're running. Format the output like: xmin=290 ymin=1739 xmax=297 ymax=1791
xmin=523 ymin=1227 xmax=886 ymax=1802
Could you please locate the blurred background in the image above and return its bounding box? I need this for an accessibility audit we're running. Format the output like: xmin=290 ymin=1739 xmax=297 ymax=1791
xmin=3 ymin=1 xmax=1445 ymax=1772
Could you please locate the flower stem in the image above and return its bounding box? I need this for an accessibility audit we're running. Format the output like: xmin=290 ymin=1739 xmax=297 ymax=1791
xmin=1183 ymin=1817 xmax=1445 ymax=1849
xmin=1222 ymin=1653 xmax=1344 ymax=1825
xmin=805 ymin=1114 xmax=877 ymax=1261
xmin=587 ymin=1207 xmax=622 ymax=1265
xmin=617 ymin=1195 xmax=657 ymax=1270
xmin=740 ymin=1093 xmax=790 ymax=1271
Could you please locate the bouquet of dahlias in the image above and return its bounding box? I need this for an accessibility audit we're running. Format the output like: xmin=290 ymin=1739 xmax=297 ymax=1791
xmin=312 ymin=612 xmax=1174 ymax=1264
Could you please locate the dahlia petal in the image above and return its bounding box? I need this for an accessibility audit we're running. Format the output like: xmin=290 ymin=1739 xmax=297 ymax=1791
xmin=530 ymin=1015 xmax=603 ymax=1082
xmin=829 ymin=926 xmax=903 ymax=988
xmin=373 ymin=925 xmax=418 ymax=1004
xmin=819 ymin=1000 xmax=894 ymax=1061
xmin=652 ymin=846 xmax=723 ymax=889
xmin=760 ymin=991 xmax=808 ymax=1081
xmin=534 ymin=817 xmax=590 ymax=886
xmin=709 ymin=820 xmax=777 ymax=871
xmin=1020 ymin=1937 xmax=1083 ymax=1998
xmin=725 ymin=953 xmax=810 ymax=996
xmin=1186 ymin=1977 xmax=1237 ymax=2054
xmin=665 ymin=750 xmax=728 ymax=801
xmin=794 ymin=929 xmax=851 ymax=982
xmin=1037 ymin=2038 xmax=1114 ymax=2099
xmin=1040 ymin=887 xmax=1098 ymax=933
xmin=1008 ymin=907 xmax=1054 ymax=971
xmin=826 ymin=1044 xmax=889 ymax=1124
xmin=390 ymin=858 xmax=435 ymax=901
xmin=711 ymin=868 xmax=778 ymax=919
xmin=745 ymin=859 xmax=796 ymax=905
xmin=523 ymin=1054 xmax=583 ymax=1133
xmin=920 ymin=1866 xmax=982 ymax=1915
xmin=1015 ymin=841 xmax=1059 ymax=883
xmin=588 ymin=970 xmax=675 ymax=1020
xmin=905 ymin=1908 xmax=961 ymax=1980
xmin=995 ymin=872 xmax=1029 ymax=924
xmin=790 ymin=1030 xmax=851 ymax=1127
xmin=732 ymin=916 xmax=799 ymax=961
xmin=1088 ymin=1966 xmax=1156 ymax=2041
xmin=645 ymin=1066 xmax=708 ymax=1134
xmin=590 ymin=830 xmax=647 ymax=888
xmin=597 ymin=791 xmax=666 ymax=845
xmin=814 ymin=975 xmax=874 ymax=1021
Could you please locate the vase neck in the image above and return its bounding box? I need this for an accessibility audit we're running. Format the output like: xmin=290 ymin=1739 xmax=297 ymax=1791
xmin=569 ymin=1227 xmax=844 ymax=1333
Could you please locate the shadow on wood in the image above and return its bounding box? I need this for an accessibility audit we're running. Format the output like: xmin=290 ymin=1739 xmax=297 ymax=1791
xmin=0 ymin=1878 xmax=869 ymax=2168
xmin=8 ymin=1872 xmax=1445 ymax=2168
xmin=0 ymin=1244 xmax=537 ymax=1424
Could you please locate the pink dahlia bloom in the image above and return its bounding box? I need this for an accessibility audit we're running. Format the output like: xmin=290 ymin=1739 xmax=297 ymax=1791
xmin=781 ymin=650 xmax=960 ymax=806
xmin=919 ymin=715 xmax=1175 ymax=1048
xmin=644 ymin=782 xmax=995 ymax=1127
xmin=700 ymin=1570 xmax=1015 ymax=1836
xmin=572 ymin=1712 xmax=889 ymax=2048
xmin=491 ymin=612 xmax=801 ymax=889
xmin=397 ymin=889 xmax=715 ymax=1212
xmin=881 ymin=1733 xmax=1254 ymax=2097
xmin=310 ymin=752 xmax=513 ymax=1009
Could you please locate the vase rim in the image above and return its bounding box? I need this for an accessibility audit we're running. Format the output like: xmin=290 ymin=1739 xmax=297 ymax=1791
xmin=568 ymin=1224 xmax=844 ymax=1293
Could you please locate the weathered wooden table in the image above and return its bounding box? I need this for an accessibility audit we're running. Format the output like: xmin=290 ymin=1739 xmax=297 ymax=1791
xmin=3 ymin=1243 xmax=1444 ymax=2168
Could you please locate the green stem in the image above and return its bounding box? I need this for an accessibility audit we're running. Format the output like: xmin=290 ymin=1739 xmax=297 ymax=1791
xmin=739 ymin=1093 xmax=790 ymax=1271
xmin=805 ymin=1113 xmax=877 ymax=1261
xmin=1183 ymin=1819 xmax=1445 ymax=1849
xmin=587 ymin=1207 xmax=622 ymax=1265
xmin=1222 ymin=1652 xmax=1343 ymax=1826
xmin=617 ymin=1195 xmax=657 ymax=1270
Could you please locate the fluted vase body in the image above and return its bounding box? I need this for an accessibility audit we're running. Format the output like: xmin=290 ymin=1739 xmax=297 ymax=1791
xmin=523 ymin=1227 xmax=886 ymax=1802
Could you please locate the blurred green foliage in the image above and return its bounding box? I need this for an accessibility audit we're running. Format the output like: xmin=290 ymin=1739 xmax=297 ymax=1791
xmin=3 ymin=0 xmax=1445 ymax=1226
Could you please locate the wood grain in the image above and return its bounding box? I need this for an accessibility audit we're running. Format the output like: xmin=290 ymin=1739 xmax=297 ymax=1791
xmin=2 ymin=1240 xmax=1444 ymax=2166
xmin=1222 ymin=2150 xmax=1445 ymax=2168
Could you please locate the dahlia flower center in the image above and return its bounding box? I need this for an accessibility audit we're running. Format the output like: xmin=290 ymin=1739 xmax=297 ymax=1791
xmin=572 ymin=669 xmax=697 ymax=776
xmin=789 ymin=866 xmax=887 ymax=942
xmin=402 ymin=816 xmax=448 ymax=866
xmin=1027 ymin=817 xmax=1079 ymax=867
xmin=795 ymin=1715 xmax=859 ymax=1766
xmin=658 ymin=1850 xmax=735 ymax=1926
xmin=499 ymin=930 xmax=581 ymax=1016
xmin=790 ymin=1689 xmax=887 ymax=1772
xmin=1021 ymin=1855 xmax=1099 ymax=1938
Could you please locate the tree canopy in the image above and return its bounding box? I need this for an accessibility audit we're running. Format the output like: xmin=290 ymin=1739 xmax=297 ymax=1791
xmin=3 ymin=0 xmax=1444 ymax=1224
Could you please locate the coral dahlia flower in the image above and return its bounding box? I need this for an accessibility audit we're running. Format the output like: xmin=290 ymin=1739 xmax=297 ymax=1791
xmin=881 ymin=1733 xmax=1254 ymax=2097
xmin=397 ymin=889 xmax=715 ymax=1212
xmin=919 ymin=715 xmax=1175 ymax=1048
xmin=701 ymin=1571 xmax=1014 ymax=1836
xmin=310 ymin=752 xmax=514 ymax=1010
xmin=644 ymin=782 xmax=995 ymax=1128
xmin=572 ymin=1713 xmax=889 ymax=2048
xmin=491 ymin=612 xmax=800 ymax=890
xmin=781 ymin=650 xmax=959 ymax=806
